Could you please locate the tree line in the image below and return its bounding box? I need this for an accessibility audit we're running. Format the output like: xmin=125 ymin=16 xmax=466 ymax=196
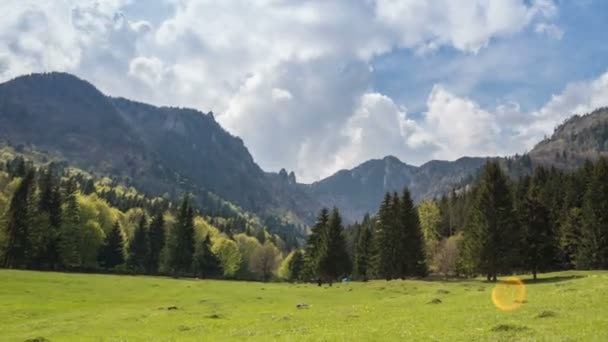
xmin=281 ymin=189 xmax=427 ymax=283
xmin=0 ymin=158 xmax=286 ymax=281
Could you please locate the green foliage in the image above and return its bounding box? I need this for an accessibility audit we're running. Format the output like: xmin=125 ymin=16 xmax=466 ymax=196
xmin=167 ymin=196 xmax=196 ymax=275
xmin=318 ymin=208 xmax=351 ymax=282
xmin=463 ymin=162 xmax=517 ymax=281
xmin=520 ymin=170 xmax=556 ymax=279
xmin=250 ymin=242 xmax=281 ymax=281
xmin=355 ymin=220 xmax=373 ymax=281
xmin=127 ymin=214 xmax=149 ymax=272
xmin=304 ymin=208 xmax=329 ymax=279
xmin=2 ymin=171 xmax=35 ymax=268
xmin=212 ymin=238 xmax=241 ymax=277
xmin=578 ymin=157 xmax=608 ymax=269
xmin=193 ymin=235 xmax=221 ymax=278
xmin=98 ymin=222 xmax=126 ymax=269
xmin=147 ymin=211 xmax=165 ymax=274
xmin=418 ymin=200 xmax=441 ymax=264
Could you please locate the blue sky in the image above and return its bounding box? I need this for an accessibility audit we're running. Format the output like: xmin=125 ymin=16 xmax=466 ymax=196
xmin=1 ymin=0 xmax=607 ymax=182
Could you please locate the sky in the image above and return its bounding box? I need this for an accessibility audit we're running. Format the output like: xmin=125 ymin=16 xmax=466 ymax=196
xmin=1 ymin=0 xmax=608 ymax=183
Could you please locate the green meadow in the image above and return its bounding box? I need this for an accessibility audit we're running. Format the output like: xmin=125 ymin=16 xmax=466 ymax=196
xmin=1 ymin=270 xmax=607 ymax=341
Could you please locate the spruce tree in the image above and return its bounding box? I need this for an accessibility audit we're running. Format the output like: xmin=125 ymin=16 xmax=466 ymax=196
xmin=168 ymin=196 xmax=196 ymax=275
xmin=520 ymin=176 xmax=555 ymax=280
xmin=36 ymin=168 xmax=62 ymax=269
xmin=98 ymin=221 xmax=126 ymax=269
xmin=375 ymin=192 xmax=396 ymax=279
xmin=193 ymin=234 xmax=221 ymax=278
xmin=128 ymin=214 xmax=149 ymax=272
xmin=2 ymin=169 xmax=35 ymax=268
xmin=58 ymin=177 xmax=82 ymax=267
xmin=463 ymin=162 xmax=517 ymax=281
xmin=319 ymin=208 xmax=351 ymax=284
xmin=147 ymin=211 xmax=165 ymax=273
xmin=355 ymin=223 xmax=373 ymax=281
xmin=304 ymin=208 xmax=329 ymax=281
xmin=578 ymin=157 xmax=608 ymax=269
xmin=400 ymin=188 xmax=427 ymax=277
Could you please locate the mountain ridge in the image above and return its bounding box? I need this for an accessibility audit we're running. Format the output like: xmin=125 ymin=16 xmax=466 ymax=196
xmin=1 ymin=72 xmax=606 ymax=224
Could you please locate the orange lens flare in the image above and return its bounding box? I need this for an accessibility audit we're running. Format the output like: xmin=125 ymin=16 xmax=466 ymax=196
xmin=491 ymin=277 xmax=526 ymax=312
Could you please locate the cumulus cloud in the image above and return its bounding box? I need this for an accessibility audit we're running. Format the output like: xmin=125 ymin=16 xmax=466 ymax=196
xmin=2 ymin=0 xmax=595 ymax=183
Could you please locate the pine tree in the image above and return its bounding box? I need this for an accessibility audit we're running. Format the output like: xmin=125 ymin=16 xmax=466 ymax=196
xmin=463 ymin=162 xmax=517 ymax=281
xmin=98 ymin=221 xmax=125 ymax=269
xmin=319 ymin=208 xmax=351 ymax=284
xmin=400 ymin=188 xmax=427 ymax=277
xmin=58 ymin=177 xmax=82 ymax=267
xmin=304 ymin=208 xmax=329 ymax=281
xmin=147 ymin=211 xmax=165 ymax=273
xmin=375 ymin=192 xmax=396 ymax=279
xmin=193 ymin=234 xmax=221 ymax=278
xmin=168 ymin=196 xmax=196 ymax=275
xmin=578 ymin=157 xmax=608 ymax=269
xmin=2 ymin=169 xmax=35 ymax=268
xmin=559 ymin=207 xmax=583 ymax=268
xmin=520 ymin=175 xmax=556 ymax=280
xmin=355 ymin=222 xmax=373 ymax=281
xmin=36 ymin=168 xmax=62 ymax=269
xmin=128 ymin=214 xmax=149 ymax=272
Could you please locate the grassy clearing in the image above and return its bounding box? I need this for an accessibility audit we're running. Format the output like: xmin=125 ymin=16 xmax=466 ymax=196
xmin=1 ymin=270 xmax=607 ymax=341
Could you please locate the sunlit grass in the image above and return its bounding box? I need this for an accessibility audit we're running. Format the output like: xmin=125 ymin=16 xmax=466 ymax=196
xmin=1 ymin=270 xmax=607 ymax=341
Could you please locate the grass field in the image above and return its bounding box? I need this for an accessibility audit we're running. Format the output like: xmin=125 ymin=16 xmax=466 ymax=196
xmin=1 ymin=270 xmax=607 ymax=341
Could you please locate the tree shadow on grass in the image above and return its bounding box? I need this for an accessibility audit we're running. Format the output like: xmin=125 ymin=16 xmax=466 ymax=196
xmin=521 ymin=275 xmax=584 ymax=285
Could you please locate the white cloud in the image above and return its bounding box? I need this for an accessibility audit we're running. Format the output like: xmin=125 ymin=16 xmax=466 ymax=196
xmin=129 ymin=56 xmax=166 ymax=85
xmin=271 ymin=88 xmax=293 ymax=101
xmin=0 ymin=0 xmax=583 ymax=183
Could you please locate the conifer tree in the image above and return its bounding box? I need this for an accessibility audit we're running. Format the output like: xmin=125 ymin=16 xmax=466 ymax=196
xmin=168 ymin=196 xmax=196 ymax=275
xmin=36 ymin=168 xmax=62 ymax=269
xmin=98 ymin=221 xmax=125 ymax=269
xmin=128 ymin=214 xmax=149 ymax=272
xmin=578 ymin=157 xmax=608 ymax=269
xmin=58 ymin=177 xmax=82 ymax=267
xmin=304 ymin=208 xmax=329 ymax=280
xmin=319 ymin=208 xmax=351 ymax=284
xmin=355 ymin=222 xmax=373 ymax=281
xmin=2 ymin=169 xmax=35 ymax=268
xmin=147 ymin=211 xmax=165 ymax=273
xmin=463 ymin=162 xmax=517 ymax=281
xmin=400 ymin=188 xmax=427 ymax=277
xmin=374 ymin=192 xmax=396 ymax=279
xmin=193 ymin=234 xmax=221 ymax=278
xmin=520 ymin=176 xmax=555 ymax=279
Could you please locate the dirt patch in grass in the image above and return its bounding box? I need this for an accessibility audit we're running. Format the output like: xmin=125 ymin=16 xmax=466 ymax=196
xmin=427 ymin=298 xmax=442 ymax=304
xmin=537 ymin=311 xmax=557 ymax=318
xmin=491 ymin=324 xmax=530 ymax=332
xmin=436 ymin=289 xmax=450 ymax=295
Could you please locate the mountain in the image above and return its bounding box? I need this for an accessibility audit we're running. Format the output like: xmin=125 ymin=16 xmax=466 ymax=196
xmin=0 ymin=72 xmax=315 ymax=222
xmin=529 ymin=107 xmax=608 ymax=169
xmin=308 ymin=155 xmax=489 ymax=221
xmin=1 ymin=72 xmax=606 ymax=225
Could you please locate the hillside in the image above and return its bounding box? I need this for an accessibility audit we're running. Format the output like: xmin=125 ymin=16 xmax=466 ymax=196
xmin=1 ymin=73 xmax=607 ymax=224
xmin=309 ymin=156 xmax=489 ymax=221
xmin=530 ymin=107 xmax=608 ymax=168
xmin=0 ymin=73 xmax=316 ymax=224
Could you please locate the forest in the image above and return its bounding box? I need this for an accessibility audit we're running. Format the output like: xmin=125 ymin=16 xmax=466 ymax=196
xmin=1 ymin=143 xmax=607 ymax=283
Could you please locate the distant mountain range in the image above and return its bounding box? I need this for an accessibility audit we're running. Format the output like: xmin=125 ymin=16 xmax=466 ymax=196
xmin=1 ymin=73 xmax=606 ymax=224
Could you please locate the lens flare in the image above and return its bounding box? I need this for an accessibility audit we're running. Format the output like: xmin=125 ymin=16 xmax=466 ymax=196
xmin=491 ymin=277 xmax=526 ymax=312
